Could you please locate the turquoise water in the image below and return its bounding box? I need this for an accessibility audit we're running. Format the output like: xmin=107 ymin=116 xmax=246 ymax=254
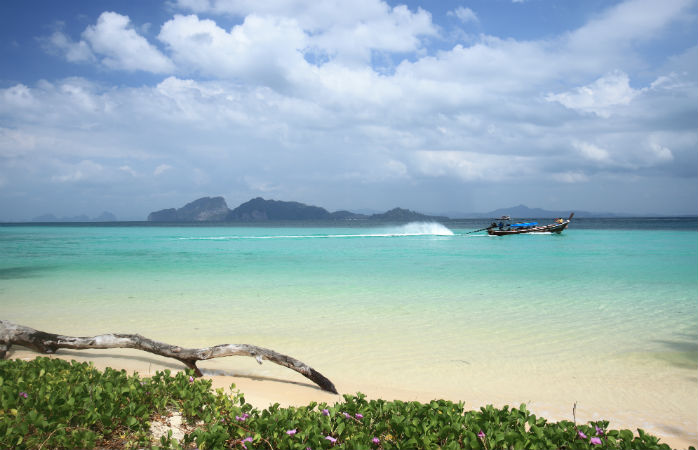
xmin=1 ymin=220 xmax=697 ymax=438
xmin=2 ymin=221 xmax=696 ymax=356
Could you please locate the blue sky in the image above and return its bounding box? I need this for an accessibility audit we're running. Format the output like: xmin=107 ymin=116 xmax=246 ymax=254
xmin=1 ymin=0 xmax=696 ymax=220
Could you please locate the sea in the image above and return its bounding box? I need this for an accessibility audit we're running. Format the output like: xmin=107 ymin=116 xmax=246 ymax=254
xmin=1 ymin=218 xmax=697 ymax=442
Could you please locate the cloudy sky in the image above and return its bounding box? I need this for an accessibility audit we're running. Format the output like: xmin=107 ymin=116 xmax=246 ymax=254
xmin=0 ymin=0 xmax=696 ymax=220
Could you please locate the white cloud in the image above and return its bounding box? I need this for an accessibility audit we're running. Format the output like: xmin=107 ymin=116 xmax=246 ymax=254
xmin=412 ymin=150 xmax=534 ymax=181
xmin=0 ymin=128 xmax=37 ymax=157
xmin=158 ymin=14 xmax=307 ymax=84
xmin=568 ymin=0 xmax=692 ymax=48
xmin=385 ymin=159 xmax=408 ymax=178
xmin=648 ymin=142 xmax=673 ymax=162
xmin=448 ymin=7 xmax=478 ymax=24
xmin=546 ymin=71 xmax=639 ymax=117
xmin=243 ymin=176 xmax=281 ymax=193
xmin=307 ymin=4 xmax=436 ymax=66
xmin=3 ymin=0 xmax=697 ymax=218
xmin=47 ymin=31 xmax=95 ymax=62
xmin=82 ymin=12 xmax=174 ymax=73
xmin=171 ymin=0 xmax=437 ymax=67
xmin=1 ymin=84 xmax=38 ymax=111
xmin=561 ymin=0 xmax=694 ymax=72
xmin=51 ymin=160 xmax=104 ymax=183
xmin=552 ymin=172 xmax=589 ymax=183
xmin=119 ymin=165 xmax=137 ymax=177
xmin=154 ymin=164 xmax=173 ymax=176
xmin=573 ymin=141 xmax=612 ymax=163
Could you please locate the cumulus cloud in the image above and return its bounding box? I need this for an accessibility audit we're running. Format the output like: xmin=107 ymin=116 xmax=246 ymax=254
xmin=3 ymin=0 xmax=696 ymax=218
xmin=647 ymin=141 xmax=674 ymax=162
xmin=573 ymin=141 xmax=612 ymax=164
xmin=45 ymin=12 xmax=173 ymax=73
xmin=0 ymin=128 xmax=37 ymax=158
xmin=154 ymin=164 xmax=173 ymax=176
xmin=119 ymin=165 xmax=137 ymax=177
xmin=51 ymin=160 xmax=104 ymax=183
xmin=46 ymin=31 xmax=95 ymax=62
xmin=83 ymin=12 xmax=174 ymax=73
xmin=546 ymin=71 xmax=639 ymax=117
xmin=448 ymin=7 xmax=478 ymax=24
xmin=566 ymin=0 xmax=692 ymax=50
xmin=552 ymin=172 xmax=589 ymax=183
xmin=158 ymin=14 xmax=307 ymax=85
xmin=171 ymin=0 xmax=437 ymax=67
xmin=1 ymin=84 xmax=37 ymax=109
xmin=307 ymin=4 xmax=436 ymax=66
xmin=412 ymin=150 xmax=535 ymax=182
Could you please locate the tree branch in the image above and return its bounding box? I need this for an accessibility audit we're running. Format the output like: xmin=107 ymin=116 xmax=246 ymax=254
xmin=0 ymin=320 xmax=338 ymax=394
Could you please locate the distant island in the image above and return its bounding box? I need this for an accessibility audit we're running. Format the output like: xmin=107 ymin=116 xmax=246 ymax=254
xmin=32 ymin=211 xmax=117 ymax=222
xmin=147 ymin=197 xmax=449 ymax=222
xmin=22 ymin=201 xmax=655 ymax=224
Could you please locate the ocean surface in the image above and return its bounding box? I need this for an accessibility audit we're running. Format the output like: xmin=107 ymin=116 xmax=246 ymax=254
xmin=1 ymin=218 xmax=697 ymax=440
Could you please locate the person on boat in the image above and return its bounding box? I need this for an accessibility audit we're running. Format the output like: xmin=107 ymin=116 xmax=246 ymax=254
xmin=498 ymin=221 xmax=504 ymax=230
xmin=555 ymin=217 xmax=564 ymax=224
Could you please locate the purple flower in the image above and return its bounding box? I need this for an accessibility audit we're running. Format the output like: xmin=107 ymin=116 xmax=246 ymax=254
xmin=477 ymin=430 xmax=485 ymax=439
xmin=372 ymin=437 xmax=380 ymax=444
xmin=590 ymin=437 xmax=602 ymax=445
xmin=286 ymin=429 xmax=297 ymax=436
xmin=578 ymin=430 xmax=588 ymax=439
xmin=241 ymin=437 xmax=253 ymax=449
xmin=19 ymin=392 xmax=28 ymax=399
xmin=325 ymin=436 xmax=337 ymax=444
xmin=343 ymin=412 xmax=351 ymax=419
xmin=355 ymin=413 xmax=364 ymax=419
xmin=235 ymin=413 xmax=249 ymax=422
xmin=595 ymin=425 xmax=605 ymax=436
xmin=322 ymin=409 xmax=330 ymax=416
xmin=189 ymin=376 xmax=194 ymax=383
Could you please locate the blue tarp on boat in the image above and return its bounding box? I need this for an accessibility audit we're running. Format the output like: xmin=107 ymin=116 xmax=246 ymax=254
xmin=510 ymin=222 xmax=538 ymax=228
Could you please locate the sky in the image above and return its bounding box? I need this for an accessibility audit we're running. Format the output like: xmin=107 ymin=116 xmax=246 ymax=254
xmin=0 ymin=0 xmax=696 ymax=220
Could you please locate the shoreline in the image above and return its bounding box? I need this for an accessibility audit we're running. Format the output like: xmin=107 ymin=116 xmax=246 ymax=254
xmin=6 ymin=347 xmax=695 ymax=449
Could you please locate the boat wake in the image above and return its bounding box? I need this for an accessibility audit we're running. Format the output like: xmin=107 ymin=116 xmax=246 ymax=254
xmin=390 ymin=222 xmax=454 ymax=236
xmin=177 ymin=222 xmax=454 ymax=240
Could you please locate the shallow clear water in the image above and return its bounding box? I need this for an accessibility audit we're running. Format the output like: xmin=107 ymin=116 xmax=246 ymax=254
xmin=1 ymin=219 xmax=697 ymax=435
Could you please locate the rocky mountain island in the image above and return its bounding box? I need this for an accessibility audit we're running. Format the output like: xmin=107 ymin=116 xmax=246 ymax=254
xmin=147 ymin=197 xmax=448 ymax=222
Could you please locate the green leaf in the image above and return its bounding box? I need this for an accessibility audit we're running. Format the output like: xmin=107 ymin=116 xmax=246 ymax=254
xmin=620 ymin=429 xmax=634 ymax=442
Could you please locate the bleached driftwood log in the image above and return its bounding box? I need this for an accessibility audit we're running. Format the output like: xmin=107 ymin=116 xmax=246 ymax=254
xmin=0 ymin=320 xmax=337 ymax=394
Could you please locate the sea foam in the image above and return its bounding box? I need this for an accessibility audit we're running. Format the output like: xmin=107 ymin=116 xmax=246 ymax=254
xmin=389 ymin=222 xmax=454 ymax=236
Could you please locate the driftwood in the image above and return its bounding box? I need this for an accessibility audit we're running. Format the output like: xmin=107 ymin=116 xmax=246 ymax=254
xmin=0 ymin=320 xmax=337 ymax=394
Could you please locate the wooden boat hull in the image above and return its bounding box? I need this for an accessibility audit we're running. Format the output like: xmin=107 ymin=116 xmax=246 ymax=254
xmin=487 ymin=220 xmax=570 ymax=236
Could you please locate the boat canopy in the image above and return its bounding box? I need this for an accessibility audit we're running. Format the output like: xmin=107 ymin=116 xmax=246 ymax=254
xmin=510 ymin=222 xmax=538 ymax=228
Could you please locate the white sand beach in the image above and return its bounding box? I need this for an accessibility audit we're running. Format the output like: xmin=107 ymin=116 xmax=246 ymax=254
xmin=7 ymin=347 xmax=696 ymax=449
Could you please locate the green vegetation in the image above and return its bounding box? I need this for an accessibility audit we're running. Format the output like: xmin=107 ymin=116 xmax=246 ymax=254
xmin=0 ymin=357 xmax=686 ymax=450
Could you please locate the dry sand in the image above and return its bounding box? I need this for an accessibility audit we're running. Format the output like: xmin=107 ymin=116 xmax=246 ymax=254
xmin=6 ymin=346 xmax=696 ymax=449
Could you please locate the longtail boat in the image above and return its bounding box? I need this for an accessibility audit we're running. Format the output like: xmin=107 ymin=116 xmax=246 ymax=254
xmin=487 ymin=213 xmax=574 ymax=236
